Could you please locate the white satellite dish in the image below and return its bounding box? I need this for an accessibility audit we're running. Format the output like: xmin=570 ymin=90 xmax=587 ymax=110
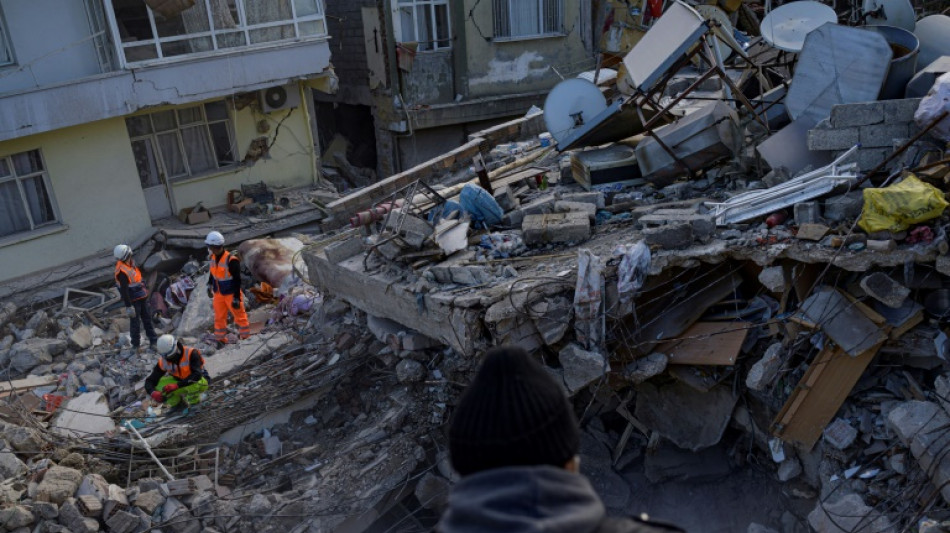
xmin=543 ymin=78 xmax=609 ymax=147
xmin=863 ymin=0 xmax=915 ymax=32
xmin=760 ymin=1 xmax=837 ymax=53
xmin=694 ymin=5 xmax=744 ymax=62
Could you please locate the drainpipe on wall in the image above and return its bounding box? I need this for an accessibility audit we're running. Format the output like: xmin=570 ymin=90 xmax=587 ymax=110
xmin=299 ymin=82 xmax=322 ymax=188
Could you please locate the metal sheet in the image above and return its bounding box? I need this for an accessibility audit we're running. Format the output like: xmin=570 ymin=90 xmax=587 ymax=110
xmin=622 ymin=1 xmax=707 ymax=92
xmin=799 ymin=288 xmax=887 ymax=357
xmin=556 ymin=100 xmax=660 ymax=151
xmin=756 ymin=117 xmax=831 ymax=176
xmin=786 ymin=23 xmax=892 ymax=123
xmin=543 ymin=78 xmax=609 ymax=147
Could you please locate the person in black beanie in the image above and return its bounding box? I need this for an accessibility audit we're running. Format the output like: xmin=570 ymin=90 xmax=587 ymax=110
xmin=438 ymin=345 xmax=685 ymax=533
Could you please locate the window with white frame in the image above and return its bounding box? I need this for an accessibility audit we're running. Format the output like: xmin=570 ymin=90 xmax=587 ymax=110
xmin=0 ymin=150 xmax=59 ymax=239
xmin=126 ymin=101 xmax=237 ymax=185
xmin=493 ymin=0 xmax=563 ymax=39
xmin=0 ymin=10 xmax=15 ymax=66
xmin=108 ymin=0 xmax=327 ymax=66
xmin=393 ymin=0 xmax=450 ymax=51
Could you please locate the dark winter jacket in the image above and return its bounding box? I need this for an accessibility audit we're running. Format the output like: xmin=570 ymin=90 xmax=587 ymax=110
xmin=436 ymin=465 xmax=685 ymax=533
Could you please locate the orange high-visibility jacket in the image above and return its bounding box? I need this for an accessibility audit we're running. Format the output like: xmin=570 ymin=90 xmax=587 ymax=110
xmin=158 ymin=346 xmax=206 ymax=381
xmin=209 ymin=251 xmax=239 ymax=295
xmin=114 ymin=261 xmax=147 ymax=301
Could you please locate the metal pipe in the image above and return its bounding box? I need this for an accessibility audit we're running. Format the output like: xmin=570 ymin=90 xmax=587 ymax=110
xmin=124 ymin=421 xmax=175 ymax=481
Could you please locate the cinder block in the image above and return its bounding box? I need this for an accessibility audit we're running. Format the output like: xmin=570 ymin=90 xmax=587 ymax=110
xmin=830 ymin=102 xmax=884 ymax=128
xmin=522 ymin=212 xmax=591 ymax=245
xmin=493 ymin=186 xmax=518 ymax=212
xmin=859 ymin=123 xmax=910 ymax=148
xmin=807 ymin=127 xmax=859 ymax=151
xmin=823 ymin=191 xmax=864 ymax=222
xmin=643 ymin=222 xmax=693 ymax=250
xmin=559 ymin=191 xmax=605 ymax=209
xmin=854 ymin=148 xmax=889 ymax=171
xmin=638 ymin=210 xmax=715 ymax=239
xmin=882 ymin=98 xmax=923 ymax=124
xmin=794 ymin=202 xmax=820 ymax=225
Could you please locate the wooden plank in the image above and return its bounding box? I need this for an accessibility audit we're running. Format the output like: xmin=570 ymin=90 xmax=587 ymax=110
xmin=656 ymin=322 xmax=750 ymax=366
xmin=0 ymin=375 xmax=56 ymax=394
xmin=771 ymin=341 xmax=884 ymax=450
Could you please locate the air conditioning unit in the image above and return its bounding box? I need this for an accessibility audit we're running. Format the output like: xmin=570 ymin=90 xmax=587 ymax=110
xmin=260 ymin=84 xmax=301 ymax=113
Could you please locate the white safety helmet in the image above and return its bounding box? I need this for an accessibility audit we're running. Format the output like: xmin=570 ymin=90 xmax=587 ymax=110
xmin=156 ymin=334 xmax=177 ymax=357
xmin=113 ymin=244 xmax=133 ymax=262
xmin=205 ymin=231 xmax=225 ymax=247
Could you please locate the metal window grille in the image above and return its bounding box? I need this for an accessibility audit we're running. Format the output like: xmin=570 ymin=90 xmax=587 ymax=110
xmin=493 ymin=0 xmax=563 ymax=39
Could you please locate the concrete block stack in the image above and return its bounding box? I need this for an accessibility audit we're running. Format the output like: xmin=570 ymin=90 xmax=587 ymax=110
xmin=807 ymin=98 xmax=923 ymax=171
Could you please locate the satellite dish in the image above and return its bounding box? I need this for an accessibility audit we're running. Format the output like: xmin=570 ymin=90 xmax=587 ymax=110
xmin=543 ymin=78 xmax=608 ymax=147
xmin=863 ymin=0 xmax=915 ymax=31
xmin=694 ymin=5 xmax=743 ymax=62
xmin=760 ymin=1 xmax=837 ymax=52
xmin=264 ymin=87 xmax=288 ymax=109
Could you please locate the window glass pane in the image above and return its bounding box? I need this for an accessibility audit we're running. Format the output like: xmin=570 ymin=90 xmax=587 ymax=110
xmin=0 ymin=22 xmax=14 ymax=65
xmin=0 ymin=181 xmax=30 ymax=237
xmin=131 ymin=139 xmax=162 ymax=188
xmin=294 ymin=0 xmax=320 ymax=17
xmin=510 ymin=0 xmax=541 ymax=36
xmin=152 ymin=111 xmax=177 ymax=132
xmin=178 ymin=107 xmax=203 ymax=125
xmin=398 ymin=7 xmax=415 ymax=42
xmin=205 ymin=101 xmax=229 ymax=121
xmin=124 ymin=44 xmax=159 ymax=63
xmin=543 ymin=0 xmax=559 ymax=32
xmin=112 ymin=0 xmax=154 ymax=42
xmin=298 ymin=20 xmax=325 ymax=36
xmin=157 ymin=133 xmax=187 ymax=177
xmin=415 ymin=5 xmax=432 ymax=50
xmin=208 ymin=123 xmax=236 ymax=165
xmin=181 ymin=126 xmax=216 ymax=173
xmin=245 ymin=0 xmax=293 ymax=24
xmin=0 ymin=159 xmax=10 ymax=178
xmin=434 ymin=4 xmax=450 ymax=46
xmin=155 ymin=13 xmax=189 ymax=37
xmin=249 ymin=24 xmax=295 ymax=44
xmin=215 ymin=31 xmax=247 ymax=48
xmin=12 ymin=151 xmax=42 ymax=175
xmin=22 ymin=176 xmax=55 ymax=226
xmin=162 ymin=37 xmax=213 ymax=57
xmin=126 ymin=116 xmax=153 ymax=137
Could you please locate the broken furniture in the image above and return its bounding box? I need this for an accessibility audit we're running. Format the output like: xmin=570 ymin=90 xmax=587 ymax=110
xmin=367 ymin=180 xmax=446 ymax=262
xmin=546 ymin=0 xmax=768 ymax=163
xmin=571 ymin=144 xmax=643 ymax=190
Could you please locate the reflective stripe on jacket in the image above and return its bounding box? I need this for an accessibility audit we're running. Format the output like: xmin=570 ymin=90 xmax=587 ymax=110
xmin=210 ymin=251 xmax=238 ymax=295
xmin=114 ymin=261 xmax=147 ymax=301
xmin=159 ymin=346 xmax=205 ymax=381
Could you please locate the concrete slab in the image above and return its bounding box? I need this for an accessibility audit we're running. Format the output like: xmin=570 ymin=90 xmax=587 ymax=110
xmin=800 ymin=288 xmax=886 ymax=356
xmin=53 ymin=392 xmax=116 ymax=439
xmin=204 ymin=332 xmax=295 ymax=378
xmin=634 ymin=381 xmax=737 ymax=451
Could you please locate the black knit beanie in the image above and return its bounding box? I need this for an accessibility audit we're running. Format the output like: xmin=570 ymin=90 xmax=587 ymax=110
xmin=449 ymin=346 xmax=580 ymax=476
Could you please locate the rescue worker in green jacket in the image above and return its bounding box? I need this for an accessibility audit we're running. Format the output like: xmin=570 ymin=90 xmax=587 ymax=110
xmin=145 ymin=334 xmax=210 ymax=411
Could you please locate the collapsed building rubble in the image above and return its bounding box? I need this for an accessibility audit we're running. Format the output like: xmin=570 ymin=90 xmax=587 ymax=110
xmin=0 ymin=1 xmax=950 ymax=532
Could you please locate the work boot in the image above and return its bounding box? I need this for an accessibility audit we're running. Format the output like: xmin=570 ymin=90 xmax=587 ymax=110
xmin=148 ymin=340 xmax=157 ymax=352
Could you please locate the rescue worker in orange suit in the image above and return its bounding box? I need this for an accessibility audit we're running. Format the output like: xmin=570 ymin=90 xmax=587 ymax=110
xmin=145 ymin=334 xmax=209 ymax=412
xmin=205 ymin=231 xmax=250 ymax=343
xmin=113 ymin=244 xmax=157 ymax=354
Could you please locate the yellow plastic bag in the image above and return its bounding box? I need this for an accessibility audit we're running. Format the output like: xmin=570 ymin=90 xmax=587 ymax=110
xmin=858 ymin=174 xmax=949 ymax=233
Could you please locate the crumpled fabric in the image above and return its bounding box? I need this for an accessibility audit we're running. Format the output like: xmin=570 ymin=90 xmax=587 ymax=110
xmin=915 ymin=72 xmax=950 ymax=142
xmin=574 ymin=249 xmax=604 ymax=350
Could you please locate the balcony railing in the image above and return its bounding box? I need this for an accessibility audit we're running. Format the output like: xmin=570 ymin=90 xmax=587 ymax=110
xmin=104 ymin=0 xmax=327 ymax=67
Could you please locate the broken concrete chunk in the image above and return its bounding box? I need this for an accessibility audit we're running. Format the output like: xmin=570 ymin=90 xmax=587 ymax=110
xmin=492 ymin=186 xmax=518 ymax=212
xmin=134 ymin=490 xmax=165 ymax=515
xmin=396 ymin=359 xmax=426 ymax=383
xmin=807 ymin=493 xmax=895 ymax=533
xmin=757 ymin=267 xmax=785 ymax=293
xmin=8 ymin=338 xmax=65 ymax=374
xmin=0 ymin=505 xmax=34 ymax=529
xmin=36 ymin=466 xmax=83 ymax=505
xmin=800 ymin=288 xmax=886 ymax=357
xmin=0 ymin=448 xmax=26 ymax=480
xmin=554 ymin=200 xmax=597 ymax=221
xmin=746 ymin=343 xmax=785 ymax=392
xmin=175 ymin=275 xmax=213 ymax=338
xmin=558 ymin=343 xmax=608 ymax=395
xmin=635 ymin=381 xmax=737 ymax=452
xmin=823 ymin=191 xmax=863 ymax=222
xmin=887 ymin=401 xmax=950 ymax=505
xmin=860 ymin=272 xmax=909 ymax=309
xmin=522 ymin=213 xmax=591 ymax=246
xmin=796 ymin=223 xmax=830 ymax=241
xmin=823 ymin=418 xmax=858 ymax=450
xmin=324 ymin=236 xmax=363 ymax=264
xmin=777 ymin=458 xmax=802 ymax=482
xmin=643 ymin=222 xmax=693 ymax=250
xmin=622 ymin=352 xmax=668 ymax=384
xmin=68 ymin=326 xmax=93 ymax=351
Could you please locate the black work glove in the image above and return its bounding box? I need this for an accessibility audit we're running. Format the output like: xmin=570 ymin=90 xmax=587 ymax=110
xmin=231 ymin=296 xmax=240 ymax=309
xmin=207 ymin=286 xmax=214 ymax=299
